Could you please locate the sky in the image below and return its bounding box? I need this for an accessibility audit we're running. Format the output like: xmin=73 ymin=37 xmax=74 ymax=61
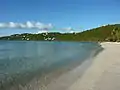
xmin=0 ymin=0 xmax=120 ymax=36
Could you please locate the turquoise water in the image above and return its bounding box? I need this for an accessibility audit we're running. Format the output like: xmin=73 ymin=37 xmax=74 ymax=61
xmin=0 ymin=41 xmax=101 ymax=90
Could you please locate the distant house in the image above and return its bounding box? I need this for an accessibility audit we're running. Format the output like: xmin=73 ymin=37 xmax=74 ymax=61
xmin=27 ymin=38 xmax=29 ymax=40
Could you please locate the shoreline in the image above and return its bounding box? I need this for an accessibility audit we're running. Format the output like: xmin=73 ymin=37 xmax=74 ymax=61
xmin=41 ymin=43 xmax=103 ymax=90
xmin=8 ymin=48 xmax=99 ymax=90
xmin=68 ymin=42 xmax=120 ymax=90
xmin=44 ymin=55 xmax=95 ymax=90
xmin=0 ymin=42 xmax=102 ymax=90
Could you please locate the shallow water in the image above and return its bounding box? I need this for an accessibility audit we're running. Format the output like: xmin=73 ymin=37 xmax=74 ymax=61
xmin=0 ymin=41 xmax=101 ymax=90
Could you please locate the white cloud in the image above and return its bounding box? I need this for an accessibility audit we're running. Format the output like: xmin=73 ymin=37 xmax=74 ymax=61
xmin=36 ymin=30 xmax=48 ymax=34
xmin=19 ymin=23 xmax=26 ymax=28
xmin=69 ymin=31 xmax=74 ymax=33
xmin=9 ymin=22 xmax=15 ymax=28
xmin=0 ymin=21 xmax=53 ymax=30
xmin=0 ymin=23 xmax=7 ymax=28
xmin=0 ymin=21 xmax=78 ymax=34
xmin=26 ymin=21 xmax=34 ymax=28
xmin=62 ymin=27 xmax=73 ymax=31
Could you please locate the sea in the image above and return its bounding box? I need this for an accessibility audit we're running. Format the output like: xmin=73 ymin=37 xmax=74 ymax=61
xmin=0 ymin=41 xmax=102 ymax=90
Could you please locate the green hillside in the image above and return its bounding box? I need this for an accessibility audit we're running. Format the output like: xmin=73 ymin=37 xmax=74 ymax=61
xmin=0 ymin=24 xmax=120 ymax=42
xmin=77 ymin=24 xmax=120 ymax=41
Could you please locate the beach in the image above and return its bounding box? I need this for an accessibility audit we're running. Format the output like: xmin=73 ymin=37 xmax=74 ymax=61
xmin=68 ymin=42 xmax=120 ymax=90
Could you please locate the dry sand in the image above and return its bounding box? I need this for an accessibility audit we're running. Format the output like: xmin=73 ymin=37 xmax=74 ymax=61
xmin=68 ymin=42 xmax=120 ymax=90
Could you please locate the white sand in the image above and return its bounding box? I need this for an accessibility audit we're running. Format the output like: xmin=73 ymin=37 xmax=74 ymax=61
xmin=68 ymin=42 xmax=120 ymax=90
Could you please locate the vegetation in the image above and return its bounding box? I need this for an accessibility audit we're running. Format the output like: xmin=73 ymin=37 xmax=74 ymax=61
xmin=0 ymin=24 xmax=120 ymax=42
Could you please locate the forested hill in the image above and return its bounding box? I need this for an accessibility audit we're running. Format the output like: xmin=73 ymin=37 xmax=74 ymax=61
xmin=0 ymin=24 xmax=120 ymax=42
xmin=77 ymin=24 xmax=120 ymax=41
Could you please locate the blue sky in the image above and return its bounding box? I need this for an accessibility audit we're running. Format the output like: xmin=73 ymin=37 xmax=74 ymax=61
xmin=0 ymin=0 xmax=120 ymax=36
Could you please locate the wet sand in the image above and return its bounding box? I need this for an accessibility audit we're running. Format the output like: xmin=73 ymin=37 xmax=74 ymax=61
xmin=68 ymin=42 xmax=120 ymax=90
